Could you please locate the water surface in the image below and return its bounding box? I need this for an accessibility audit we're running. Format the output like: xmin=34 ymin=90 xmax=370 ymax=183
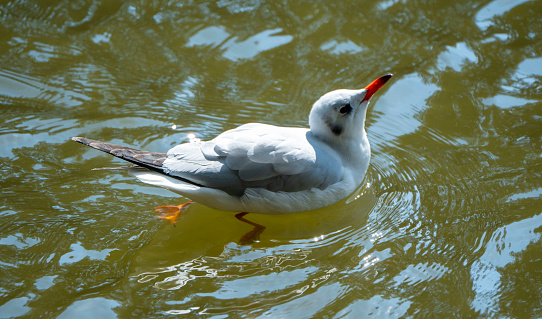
xmin=0 ymin=0 xmax=541 ymax=317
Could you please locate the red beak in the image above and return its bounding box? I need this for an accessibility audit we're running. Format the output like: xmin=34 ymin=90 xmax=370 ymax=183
xmin=362 ymin=74 xmax=393 ymax=102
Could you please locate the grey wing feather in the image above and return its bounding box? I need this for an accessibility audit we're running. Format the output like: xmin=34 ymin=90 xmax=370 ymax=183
xmin=162 ymin=124 xmax=343 ymax=196
xmin=164 ymin=142 xmax=246 ymax=196
xmin=74 ymin=123 xmax=344 ymax=198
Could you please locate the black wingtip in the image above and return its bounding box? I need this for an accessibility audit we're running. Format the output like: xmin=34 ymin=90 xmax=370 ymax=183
xmin=71 ymin=136 xmax=168 ymax=171
xmin=71 ymin=136 xmax=94 ymax=146
xmin=71 ymin=136 xmax=203 ymax=187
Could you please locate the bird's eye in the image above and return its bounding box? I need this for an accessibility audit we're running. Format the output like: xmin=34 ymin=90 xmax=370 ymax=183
xmin=339 ymin=103 xmax=352 ymax=115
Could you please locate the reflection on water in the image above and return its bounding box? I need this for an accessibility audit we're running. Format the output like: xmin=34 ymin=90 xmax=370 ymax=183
xmin=0 ymin=0 xmax=540 ymax=317
xmin=474 ymin=0 xmax=533 ymax=30
xmin=0 ymin=69 xmax=90 ymax=107
xmin=471 ymin=213 xmax=542 ymax=315
xmin=187 ymin=26 xmax=293 ymax=61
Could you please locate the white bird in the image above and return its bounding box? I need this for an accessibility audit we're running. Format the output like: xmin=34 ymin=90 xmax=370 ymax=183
xmin=72 ymin=74 xmax=392 ymax=242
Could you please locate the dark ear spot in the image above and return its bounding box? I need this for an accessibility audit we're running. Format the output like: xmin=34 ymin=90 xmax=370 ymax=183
xmin=330 ymin=124 xmax=343 ymax=135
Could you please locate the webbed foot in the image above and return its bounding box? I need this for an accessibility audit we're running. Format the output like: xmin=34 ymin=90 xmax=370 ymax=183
xmin=155 ymin=200 xmax=194 ymax=225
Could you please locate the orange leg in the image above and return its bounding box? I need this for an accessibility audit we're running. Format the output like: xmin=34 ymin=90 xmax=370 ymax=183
xmin=155 ymin=200 xmax=194 ymax=225
xmin=235 ymin=212 xmax=266 ymax=245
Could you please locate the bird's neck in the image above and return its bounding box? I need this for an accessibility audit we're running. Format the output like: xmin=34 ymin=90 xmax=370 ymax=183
xmin=309 ymin=128 xmax=370 ymax=164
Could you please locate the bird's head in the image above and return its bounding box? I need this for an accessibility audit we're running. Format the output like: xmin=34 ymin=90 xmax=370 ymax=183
xmin=308 ymin=74 xmax=392 ymax=143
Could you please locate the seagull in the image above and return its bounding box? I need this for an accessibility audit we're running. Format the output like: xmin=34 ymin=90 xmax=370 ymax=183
xmin=72 ymin=74 xmax=392 ymax=243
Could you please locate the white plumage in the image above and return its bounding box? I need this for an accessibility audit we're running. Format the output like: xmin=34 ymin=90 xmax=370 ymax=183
xmin=73 ymin=74 xmax=392 ymax=215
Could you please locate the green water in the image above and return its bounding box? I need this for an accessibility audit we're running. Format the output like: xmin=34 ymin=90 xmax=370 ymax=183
xmin=1 ymin=0 xmax=541 ymax=317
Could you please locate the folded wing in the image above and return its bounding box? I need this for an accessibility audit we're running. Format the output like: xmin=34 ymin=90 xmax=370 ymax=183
xmin=163 ymin=123 xmax=343 ymax=197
